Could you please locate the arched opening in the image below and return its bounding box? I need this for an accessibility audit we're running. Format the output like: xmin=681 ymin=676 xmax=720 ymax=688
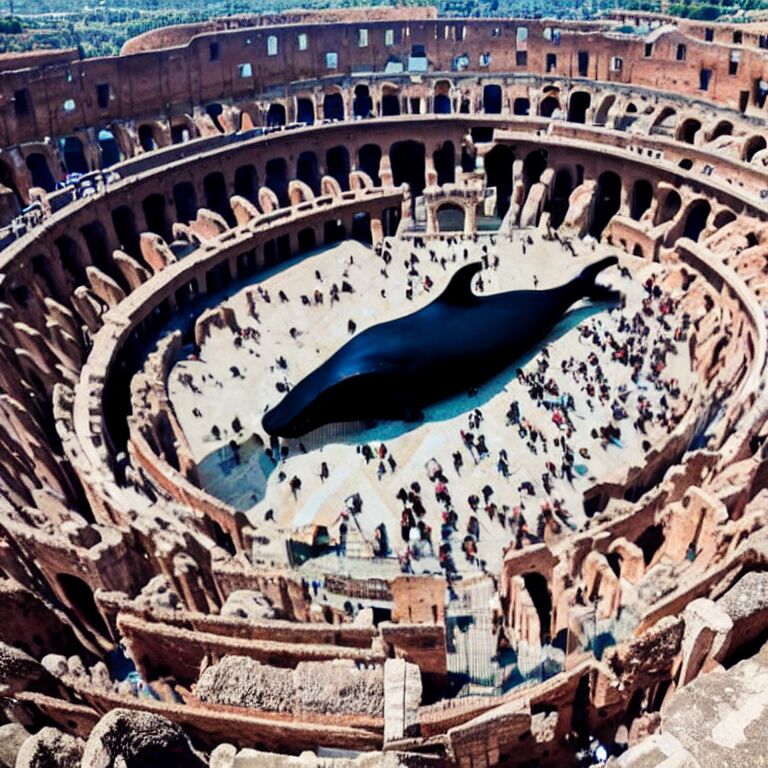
xmin=485 ymin=144 xmax=515 ymax=218
xmin=296 ymin=97 xmax=315 ymax=125
xmin=234 ymin=165 xmax=259 ymax=205
xmin=433 ymin=141 xmax=455 ymax=186
xmin=436 ymin=203 xmax=465 ymax=232
xmin=57 ymin=573 xmax=110 ymax=639
xmin=352 ymin=212 xmax=372 ymax=244
xmin=265 ymin=158 xmax=289 ymax=207
xmin=296 ymin=151 xmax=321 ymax=195
xmin=744 ymin=135 xmax=767 ymax=162
xmin=323 ymin=92 xmax=344 ymax=121
xmin=173 ymin=181 xmax=198 ymax=224
xmin=713 ymin=209 xmax=736 ymax=228
xmin=390 ymin=140 xmax=426 ymax=200
xmin=55 ymin=235 xmax=85 ymax=284
xmin=204 ymin=171 xmax=235 ymax=226
xmin=359 ymin=144 xmax=382 ymax=185
xmin=548 ymin=168 xmax=573 ymax=228
xmin=523 ymin=572 xmax=552 ymax=643
xmin=353 ymin=84 xmax=373 ymax=118
xmin=635 ymin=524 xmax=664 ymax=566
xmin=656 ymin=189 xmax=681 ymax=224
xmin=112 ymin=206 xmax=140 ymax=256
xmin=434 ymin=93 xmax=451 ymax=114
xmin=26 ymin=153 xmax=56 ymax=192
xmin=513 ymin=97 xmax=530 ymax=116
xmin=483 ymin=84 xmax=502 ymax=114
xmin=590 ymin=171 xmax=621 ymax=239
xmin=80 ymin=220 xmax=111 ymax=272
xmin=683 ymin=200 xmax=710 ymax=241
xmin=650 ymin=107 xmax=677 ymax=136
xmin=540 ymin=96 xmax=559 ymax=118
xmin=266 ymin=103 xmax=286 ymax=128
xmin=171 ymin=122 xmax=192 ymax=144
xmin=382 ymin=92 xmax=401 ymax=116
xmin=522 ymin=149 xmax=547 ymax=195
xmin=143 ymin=193 xmax=169 ymax=240
xmin=97 ymin=129 xmax=122 ymax=168
xmin=298 ymin=227 xmax=317 ymax=253
xmin=326 ymin=145 xmax=350 ymax=191
xmin=677 ymin=118 xmax=701 ymax=145
xmin=708 ymin=120 xmax=732 ymax=141
xmin=138 ymin=124 xmax=157 ymax=151
xmin=382 ymin=206 xmax=401 ymax=237
xmin=205 ymin=103 xmax=225 ymax=133
xmin=568 ymin=91 xmax=591 ymax=124
xmin=630 ymin=179 xmax=653 ymax=221
xmin=593 ymin=94 xmax=616 ymax=126
xmin=324 ymin=218 xmax=346 ymax=244
xmin=60 ymin=136 xmax=88 ymax=175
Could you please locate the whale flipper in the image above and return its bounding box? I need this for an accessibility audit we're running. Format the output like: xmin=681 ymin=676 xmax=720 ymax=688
xmin=437 ymin=262 xmax=483 ymax=306
xmin=575 ymin=256 xmax=619 ymax=300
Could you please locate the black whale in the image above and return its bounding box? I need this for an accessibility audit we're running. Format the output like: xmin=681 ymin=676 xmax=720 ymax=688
xmin=262 ymin=256 xmax=619 ymax=438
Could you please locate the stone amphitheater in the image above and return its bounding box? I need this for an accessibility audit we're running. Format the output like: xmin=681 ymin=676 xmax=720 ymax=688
xmin=1 ymin=6 xmax=768 ymax=767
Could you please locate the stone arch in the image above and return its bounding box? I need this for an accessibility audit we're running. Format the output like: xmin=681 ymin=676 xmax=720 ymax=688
xmin=60 ymin=136 xmax=89 ymax=175
xmin=522 ymin=148 xmax=547 ymax=195
xmin=297 ymin=227 xmax=317 ymax=253
xmin=111 ymin=205 xmax=140 ymax=256
xmin=143 ymin=193 xmax=169 ymax=240
xmin=433 ymin=79 xmax=452 ymax=114
xmin=390 ymin=140 xmax=426 ymax=199
xmin=483 ymin=83 xmax=503 ymax=114
xmin=25 ymin=152 xmax=56 ymax=192
xmin=682 ymin=199 xmax=711 ymax=241
xmin=548 ymin=167 xmax=573 ymax=228
xmin=265 ymin=157 xmax=290 ymax=206
xmin=138 ymin=123 xmax=160 ymax=151
xmin=590 ymin=170 xmax=621 ymax=238
xmin=97 ymin=128 xmax=122 ymax=168
xmin=433 ymin=141 xmax=455 ymax=185
xmin=593 ymin=94 xmax=616 ymax=126
xmin=323 ymin=91 xmax=345 ymax=121
xmin=436 ymin=202 xmax=466 ymax=232
xmin=234 ymin=165 xmax=259 ymax=205
xmin=295 ymin=95 xmax=315 ymax=125
xmin=205 ymin=103 xmax=225 ymax=133
xmin=676 ymin=117 xmax=702 ymax=145
xmin=635 ymin=524 xmax=664 ymax=567
xmin=743 ymin=134 xmax=767 ymax=162
xmin=539 ymin=95 xmax=560 ymax=118
xmin=650 ymin=106 xmax=677 ymax=135
xmin=353 ymin=84 xmax=373 ymax=118
xmin=513 ymin=97 xmax=530 ymax=115
xmin=630 ymin=179 xmax=653 ymax=221
xmin=173 ymin=181 xmax=198 ymax=224
xmin=707 ymin=119 xmax=733 ymax=141
xmin=326 ymin=145 xmax=350 ymax=191
xmin=381 ymin=84 xmax=401 ymax=116
xmin=523 ymin=572 xmax=552 ymax=643
xmin=567 ymin=91 xmax=591 ymax=124
xmin=266 ymin=103 xmax=286 ymax=128
xmin=655 ymin=188 xmax=681 ymax=225
xmin=296 ymin=151 xmax=321 ymax=196
xmin=359 ymin=144 xmax=382 ymax=186
xmin=485 ymin=144 xmax=515 ymax=218
xmin=203 ymin=171 xmax=235 ymax=226
xmin=712 ymin=208 xmax=736 ymax=229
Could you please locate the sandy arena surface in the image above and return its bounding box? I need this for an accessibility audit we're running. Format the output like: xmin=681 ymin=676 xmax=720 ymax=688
xmin=168 ymin=231 xmax=693 ymax=575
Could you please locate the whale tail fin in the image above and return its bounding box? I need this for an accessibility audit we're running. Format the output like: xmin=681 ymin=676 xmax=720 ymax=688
xmin=575 ymin=256 xmax=620 ymax=301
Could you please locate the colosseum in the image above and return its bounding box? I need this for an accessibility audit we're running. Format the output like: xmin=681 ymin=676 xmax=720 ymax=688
xmin=1 ymin=6 xmax=768 ymax=767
